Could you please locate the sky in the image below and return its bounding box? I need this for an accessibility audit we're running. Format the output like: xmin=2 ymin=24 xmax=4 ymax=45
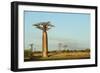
xmin=24 ymin=11 xmax=90 ymax=51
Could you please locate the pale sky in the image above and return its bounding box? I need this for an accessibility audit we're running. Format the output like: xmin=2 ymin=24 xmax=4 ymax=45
xmin=24 ymin=11 xmax=90 ymax=51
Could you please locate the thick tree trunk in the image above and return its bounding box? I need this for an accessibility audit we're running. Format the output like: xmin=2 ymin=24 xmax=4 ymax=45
xmin=42 ymin=31 xmax=48 ymax=57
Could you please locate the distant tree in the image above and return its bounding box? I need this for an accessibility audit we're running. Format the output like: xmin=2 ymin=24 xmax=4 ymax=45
xmin=29 ymin=43 xmax=33 ymax=51
xmin=29 ymin=43 xmax=34 ymax=58
xmin=58 ymin=43 xmax=62 ymax=51
xmin=63 ymin=44 xmax=68 ymax=51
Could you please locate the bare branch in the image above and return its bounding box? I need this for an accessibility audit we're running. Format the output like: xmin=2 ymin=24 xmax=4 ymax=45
xmin=46 ymin=27 xmax=51 ymax=31
xmin=33 ymin=21 xmax=54 ymax=31
xmin=36 ymin=26 xmax=43 ymax=30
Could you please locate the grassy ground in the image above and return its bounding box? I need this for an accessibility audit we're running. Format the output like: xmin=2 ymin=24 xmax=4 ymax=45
xmin=24 ymin=50 xmax=90 ymax=62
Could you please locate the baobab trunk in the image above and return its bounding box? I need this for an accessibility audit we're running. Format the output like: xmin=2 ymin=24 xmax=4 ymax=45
xmin=42 ymin=31 xmax=48 ymax=57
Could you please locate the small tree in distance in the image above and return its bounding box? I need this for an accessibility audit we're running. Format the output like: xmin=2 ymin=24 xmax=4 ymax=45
xmin=58 ymin=43 xmax=62 ymax=51
xmin=63 ymin=44 xmax=68 ymax=51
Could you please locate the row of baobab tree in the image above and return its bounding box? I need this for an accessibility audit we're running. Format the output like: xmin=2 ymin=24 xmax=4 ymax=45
xmin=29 ymin=43 xmax=68 ymax=51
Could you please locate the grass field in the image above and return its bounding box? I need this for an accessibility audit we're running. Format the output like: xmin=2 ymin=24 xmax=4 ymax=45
xmin=24 ymin=50 xmax=90 ymax=62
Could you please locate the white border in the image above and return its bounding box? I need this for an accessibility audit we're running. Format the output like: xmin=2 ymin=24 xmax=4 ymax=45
xmin=18 ymin=5 xmax=96 ymax=68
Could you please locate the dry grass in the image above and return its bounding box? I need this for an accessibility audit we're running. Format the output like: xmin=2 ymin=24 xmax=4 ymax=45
xmin=24 ymin=51 xmax=90 ymax=61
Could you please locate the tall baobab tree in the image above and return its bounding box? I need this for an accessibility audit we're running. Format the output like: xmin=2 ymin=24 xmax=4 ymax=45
xmin=33 ymin=21 xmax=54 ymax=57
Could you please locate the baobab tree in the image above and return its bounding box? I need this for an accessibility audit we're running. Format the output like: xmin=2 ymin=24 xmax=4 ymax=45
xmin=29 ymin=44 xmax=33 ymax=51
xmin=33 ymin=21 xmax=54 ymax=57
xmin=29 ymin=43 xmax=33 ymax=58
xmin=63 ymin=44 xmax=68 ymax=51
xmin=58 ymin=43 xmax=62 ymax=51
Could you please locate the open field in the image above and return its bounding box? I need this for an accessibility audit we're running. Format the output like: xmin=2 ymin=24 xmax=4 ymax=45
xmin=24 ymin=50 xmax=90 ymax=62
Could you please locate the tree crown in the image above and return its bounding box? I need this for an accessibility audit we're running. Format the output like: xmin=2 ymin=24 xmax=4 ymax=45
xmin=33 ymin=21 xmax=54 ymax=31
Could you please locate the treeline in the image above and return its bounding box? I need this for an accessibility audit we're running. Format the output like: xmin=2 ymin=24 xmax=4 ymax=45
xmin=24 ymin=48 xmax=90 ymax=54
xmin=60 ymin=49 xmax=90 ymax=52
xmin=48 ymin=49 xmax=90 ymax=53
